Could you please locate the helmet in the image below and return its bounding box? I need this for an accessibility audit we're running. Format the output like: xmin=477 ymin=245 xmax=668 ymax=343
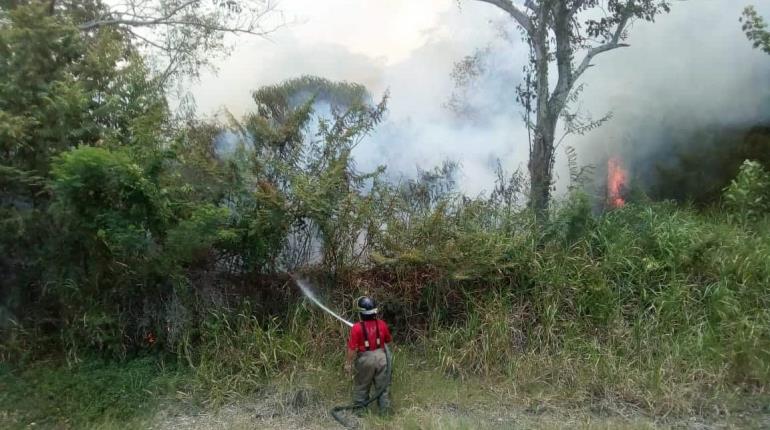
xmin=356 ymin=296 xmax=378 ymax=316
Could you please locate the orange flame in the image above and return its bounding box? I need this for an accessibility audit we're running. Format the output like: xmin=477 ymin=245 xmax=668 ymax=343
xmin=144 ymin=331 xmax=157 ymax=345
xmin=607 ymin=157 xmax=627 ymax=208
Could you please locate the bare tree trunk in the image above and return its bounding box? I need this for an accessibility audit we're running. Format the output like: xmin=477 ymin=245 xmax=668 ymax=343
xmin=528 ymin=121 xmax=555 ymax=217
xmin=528 ymin=3 xmax=554 ymax=220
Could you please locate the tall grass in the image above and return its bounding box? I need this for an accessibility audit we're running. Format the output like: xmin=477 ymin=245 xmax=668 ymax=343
xmin=400 ymin=199 xmax=770 ymax=414
xmin=189 ymin=299 xmax=350 ymax=405
xmin=230 ymin=198 xmax=768 ymax=413
xmin=0 ymin=357 xmax=186 ymax=429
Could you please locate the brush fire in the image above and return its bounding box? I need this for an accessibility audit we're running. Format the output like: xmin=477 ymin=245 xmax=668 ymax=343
xmin=607 ymin=156 xmax=628 ymax=208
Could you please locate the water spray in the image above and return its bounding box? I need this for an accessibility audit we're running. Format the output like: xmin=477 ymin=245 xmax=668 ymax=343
xmin=292 ymin=276 xmax=353 ymax=327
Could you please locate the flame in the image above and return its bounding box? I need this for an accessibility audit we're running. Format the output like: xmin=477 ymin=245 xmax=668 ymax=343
xmin=607 ymin=157 xmax=627 ymax=208
xmin=144 ymin=331 xmax=156 ymax=345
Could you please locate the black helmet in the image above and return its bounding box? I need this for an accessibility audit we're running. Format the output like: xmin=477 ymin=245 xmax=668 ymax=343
xmin=356 ymin=296 xmax=377 ymax=317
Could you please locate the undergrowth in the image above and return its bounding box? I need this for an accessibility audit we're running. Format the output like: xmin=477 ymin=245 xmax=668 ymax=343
xmin=0 ymin=357 xmax=187 ymax=429
xmin=3 ymin=198 xmax=769 ymax=425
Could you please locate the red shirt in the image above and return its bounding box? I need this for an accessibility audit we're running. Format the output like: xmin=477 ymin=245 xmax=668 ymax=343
xmin=347 ymin=320 xmax=392 ymax=352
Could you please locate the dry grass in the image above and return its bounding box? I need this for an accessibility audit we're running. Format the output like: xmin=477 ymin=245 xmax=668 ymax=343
xmin=94 ymin=363 xmax=769 ymax=430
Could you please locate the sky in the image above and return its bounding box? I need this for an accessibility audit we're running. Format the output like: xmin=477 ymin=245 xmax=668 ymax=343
xmin=191 ymin=0 xmax=770 ymax=197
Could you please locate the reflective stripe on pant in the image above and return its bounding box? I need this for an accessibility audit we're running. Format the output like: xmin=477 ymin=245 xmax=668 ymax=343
xmin=352 ymin=348 xmax=391 ymax=411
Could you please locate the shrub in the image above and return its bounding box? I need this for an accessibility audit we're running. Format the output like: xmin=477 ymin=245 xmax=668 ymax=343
xmin=723 ymin=159 xmax=770 ymax=223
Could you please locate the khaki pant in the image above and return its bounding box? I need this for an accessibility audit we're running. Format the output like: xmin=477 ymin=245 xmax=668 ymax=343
xmin=352 ymin=348 xmax=391 ymax=412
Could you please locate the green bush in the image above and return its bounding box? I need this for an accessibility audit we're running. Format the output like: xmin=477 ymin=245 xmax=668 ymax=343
xmin=51 ymin=145 xmax=169 ymax=259
xmin=723 ymin=159 xmax=770 ymax=223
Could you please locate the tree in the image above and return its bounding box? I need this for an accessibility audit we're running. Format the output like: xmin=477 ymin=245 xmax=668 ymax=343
xmin=0 ymin=2 xmax=174 ymax=355
xmin=471 ymin=0 xmax=670 ymax=218
xmin=742 ymin=5 xmax=770 ymax=54
xmin=0 ymin=2 xmax=168 ymax=177
xmin=2 ymin=0 xmax=282 ymax=85
xmin=228 ymin=76 xmax=389 ymax=273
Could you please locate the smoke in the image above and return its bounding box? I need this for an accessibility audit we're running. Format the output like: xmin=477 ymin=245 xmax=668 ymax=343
xmin=192 ymin=0 xmax=770 ymax=198
xmin=561 ymin=1 xmax=770 ymax=196
xmin=364 ymin=19 xmax=530 ymax=195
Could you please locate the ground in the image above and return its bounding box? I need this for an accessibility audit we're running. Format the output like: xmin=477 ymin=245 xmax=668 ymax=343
xmin=138 ymin=391 xmax=770 ymax=430
xmin=2 ymin=359 xmax=768 ymax=429
xmin=141 ymin=401 xmax=770 ymax=430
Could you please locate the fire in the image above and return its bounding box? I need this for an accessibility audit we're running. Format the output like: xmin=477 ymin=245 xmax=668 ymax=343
xmin=607 ymin=156 xmax=627 ymax=208
xmin=144 ymin=331 xmax=157 ymax=346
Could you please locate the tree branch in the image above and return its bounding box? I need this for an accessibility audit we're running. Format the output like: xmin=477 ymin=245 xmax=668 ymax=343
xmin=125 ymin=19 xmax=273 ymax=36
xmin=474 ymin=0 xmax=533 ymax=34
xmin=550 ymin=1 xmax=573 ymax=112
xmin=126 ymin=28 xmax=169 ymax=52
xmin=78 ymin=0 xmax=199 ymax=31
xmin=572 ymin=10 xmax=632 ymax=83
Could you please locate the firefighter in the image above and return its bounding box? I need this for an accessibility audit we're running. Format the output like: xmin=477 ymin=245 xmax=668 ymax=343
xmin=344 ymin=296 xmax=393 ymax=414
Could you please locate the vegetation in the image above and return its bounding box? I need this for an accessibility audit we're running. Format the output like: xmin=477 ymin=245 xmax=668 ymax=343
xmin=1 ymin=1 xmax=769 ymax=429
xmin=0 ymin=358 xmax=187 ymax=428
xmin=470 ymin=0 xmax=671 ymax=217
xmin=743 ymin=5 xmax=770 ymax=55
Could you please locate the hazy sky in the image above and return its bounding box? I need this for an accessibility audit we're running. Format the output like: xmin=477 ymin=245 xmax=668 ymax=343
xmin=192 ymin=0 xmax=770 ymax=196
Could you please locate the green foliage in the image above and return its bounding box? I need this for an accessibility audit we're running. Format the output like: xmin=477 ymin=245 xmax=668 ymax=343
xmin=251 ymin=75 xmax=371 ymax=122
xmin=224 ymin=75 xmax=390 ymax=273
xmin=544 ymin=190 xmax=595 ymax=246
xmin=0 ymin=3 xmax=166 ymax=174
xmin=372 ymin=161 xmax=535 ymax=284
xmin=0 ymin=2 xmax=170 ymax=361
xmin=429 ymin=293 xmax=521 ymax=376
xmin=51 ymin=146 xmax=169 ymax=253
xmin=742 ymin=5 xmax=770 ymax=54
xmin=362 ymin=176 xmax=769 ymax=387
xmin=0 ymin=164 xmax=46 ymax=253
xmin=723 ymin=159 xmax=770 ymax=223
xmin=0 ymin=357 xmax=186 ymax=428
xmin=166 ymin=204 xmax=234 ymax=266
xmin=45 ymin=146 xmax=174 ymax=358
xmin=0 ymin=3 xmax=91 ymax=174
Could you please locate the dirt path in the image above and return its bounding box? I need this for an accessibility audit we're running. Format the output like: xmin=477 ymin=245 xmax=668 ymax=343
xmin=144 ymin=395 xmax=770 ymax=430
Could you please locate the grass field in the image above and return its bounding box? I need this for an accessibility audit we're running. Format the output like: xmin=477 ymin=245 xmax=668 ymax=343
xmin=2 ymin=352 xmax=768 ymax=430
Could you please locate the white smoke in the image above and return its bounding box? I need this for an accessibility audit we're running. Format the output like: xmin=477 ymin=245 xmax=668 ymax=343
xmin=564 ymin=0 xmax=770 ymax=193
xmin=192 ymin=0 xmax=770 ymax=197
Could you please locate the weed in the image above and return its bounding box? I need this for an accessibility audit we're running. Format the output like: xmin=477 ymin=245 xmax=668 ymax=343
xmin=0 ymin=357 xmax=186 ymax=429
